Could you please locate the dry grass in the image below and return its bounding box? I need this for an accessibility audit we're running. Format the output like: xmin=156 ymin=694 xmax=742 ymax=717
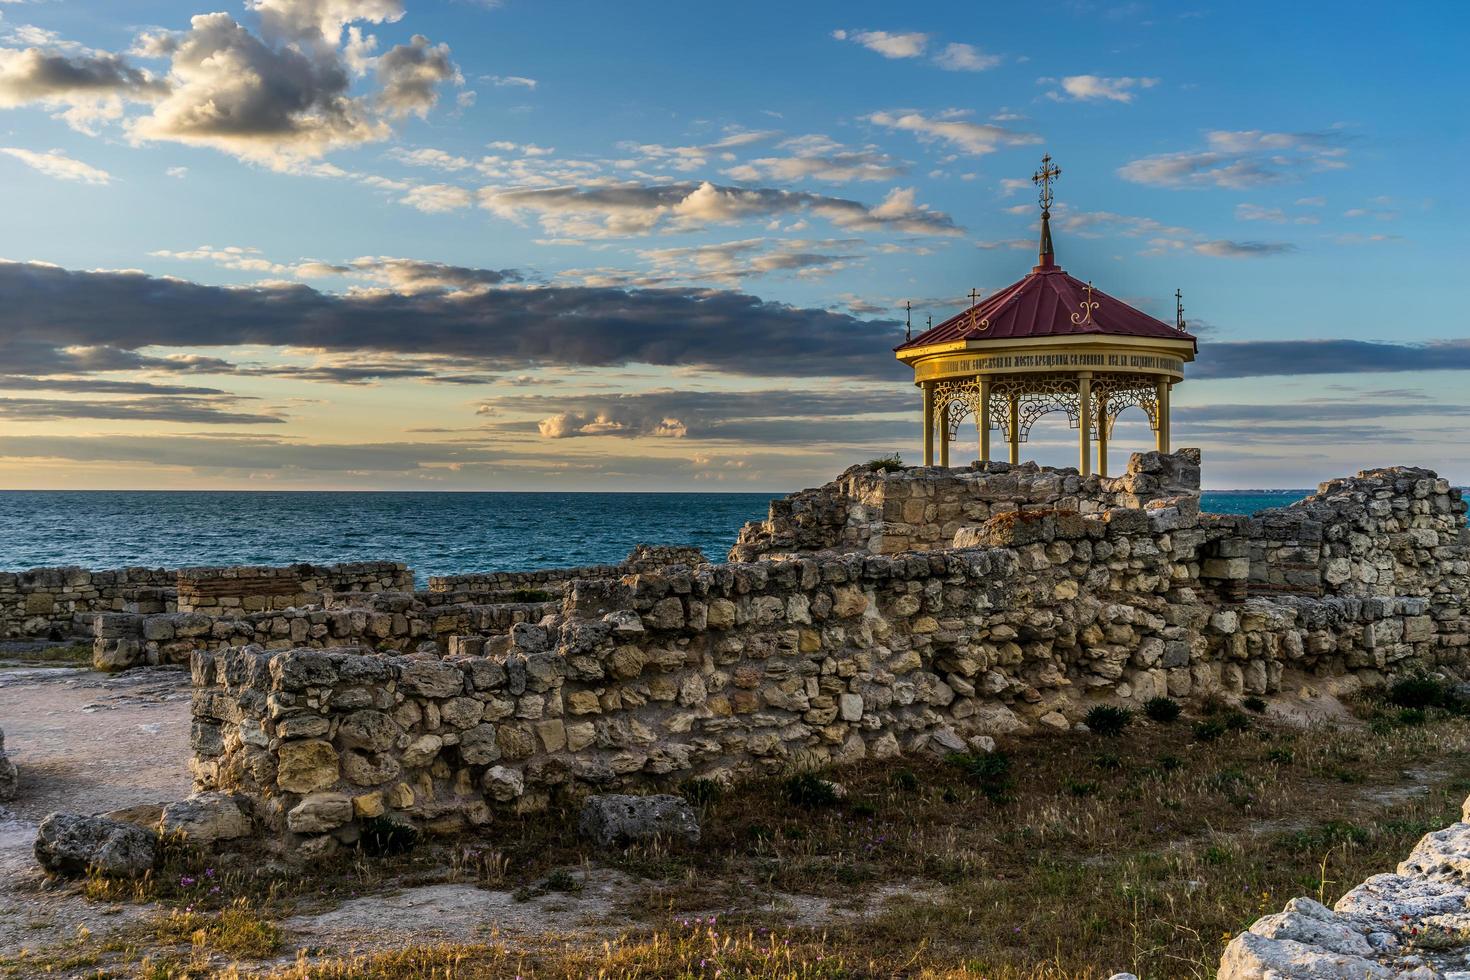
xmin=6 ymin=695 xmax=1470 ymax=979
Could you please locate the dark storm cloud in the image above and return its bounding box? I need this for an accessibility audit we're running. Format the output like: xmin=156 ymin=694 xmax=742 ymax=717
xmin=1194 ymin=340 xmax=1470 ymax=380
xmin=0 ymin=376 xmax=230 ymax=396
xmin=0 ymin=396 xmax=284 ymax=424
xmin=0 ymin=260 xmax=909 ymax=381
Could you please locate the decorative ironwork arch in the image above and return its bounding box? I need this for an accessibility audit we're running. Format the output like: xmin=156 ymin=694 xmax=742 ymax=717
xmin=1094 ymin=375 xmax=1160 ymax=438
xmin=987 ymin=375 xmax=1082 ymax=443
xmin=932 ymin=379 xmax=984 ymax=441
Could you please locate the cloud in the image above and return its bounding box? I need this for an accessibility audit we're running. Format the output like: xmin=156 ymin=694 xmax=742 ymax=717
xmin=128 ymin=12 xmax=388 ymax=167
xmin=932 ymin=43 xmax=1000 ymax=72
xmin=1057 ymin=208 xmax=1295 ymax=259
xmin=0 ymin=44 xmax=168 ymax=132
xmin=478 ymin=179 xmax=961 ymax=238
xmin=390 ymin=146 xmax=472 ymax=170
xmin=1046 ymin=74 xmax=1158 ymax=103
xmin=1193 ymin=339 xmax=1470 ymax=380
xmin=723 ymin=135 xmax=906 ymax=184
xmin=293 ymin=255 xmax=522 ymax=293
xmin=866 ymin=109 xmax=1042 ymax=156
xmin=375 ymin=34 xmax=459 ymax=118
xmin=494 ymin=388 xmax=914 ymax=442
xmin=399 ymin=182 xmax=473 ymax=212
xmin=0 ymin=258 xmax=909 ymax=381
xmin=0 ymin=146 xmax=111 ymax=183
xmin=831 ymin=29 xmax=928 ymax=59
xmin=1189 ymin=240 xmax=1296 ymax=258
xmin=248 ymin=0 xmax=405 ymax=46
xmin=0 ymin=394 xmax=283 ymax=424
xmin=635 ymin=237 xmax=865 ymax=284
xmin=1118 ymin=130 xmax=1349 ymax=189
xmin=1235 ymin=203 xmax=1286 ymax=223
xmin=486 ymin=74 xmax=535 ymax=88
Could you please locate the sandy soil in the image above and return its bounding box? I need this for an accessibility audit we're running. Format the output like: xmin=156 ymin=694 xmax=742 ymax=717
xmin=0 ymin=664 xmax=193 ymax=958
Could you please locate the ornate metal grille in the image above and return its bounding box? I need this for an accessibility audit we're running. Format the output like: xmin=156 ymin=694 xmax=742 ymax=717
xmin=1094 ymin=375 xmax=1160 ymax=437
xmin=933 ymin=379 xmax=984 ymax=440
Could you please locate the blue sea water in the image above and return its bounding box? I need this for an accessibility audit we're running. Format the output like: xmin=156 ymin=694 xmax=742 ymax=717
xmin=0 ymin=489 xmax=1309 ymax=584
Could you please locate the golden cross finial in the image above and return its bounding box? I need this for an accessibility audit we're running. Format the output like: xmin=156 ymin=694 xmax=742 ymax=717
xmin=1071 ymin=280 xmax=1098 ymax=325
xmin=904 ymin=299 xmax=912 ymax=340
xmin=1032 ymin=153 xmax=1061 ymax=214
xmin=968 ymin=288 xmax=990 ymax=331
xmin=1175 ymin=288 xmax=1186 ymax=332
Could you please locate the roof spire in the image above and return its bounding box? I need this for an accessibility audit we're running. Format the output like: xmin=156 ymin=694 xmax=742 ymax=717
xmin=1032 ymin=153 xmax=1061 ymax=270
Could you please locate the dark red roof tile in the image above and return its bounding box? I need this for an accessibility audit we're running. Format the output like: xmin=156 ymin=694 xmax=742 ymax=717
xmin=896 ymin=264 xmax=1196 ymax=352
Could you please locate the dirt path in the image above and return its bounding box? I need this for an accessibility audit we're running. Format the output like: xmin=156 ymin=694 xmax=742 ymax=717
xmin=0 ymin=665 xmax=193 ymax=958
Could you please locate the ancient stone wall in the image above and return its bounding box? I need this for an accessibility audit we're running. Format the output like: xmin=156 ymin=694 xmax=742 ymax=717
xmin=188 ymin=460 xmax=1469 ymax=851
xmin=427 ymin=546 xmax=707 ymax=594
xmin=95 ymin=594 xmax=558 ymax=670
xmin=729 ymin=449 xmax=1201 ymax=561
xmin=176 ymin=562 xmax=411 ymax=615
xmin=1247 ymin=467 xmax=1470 ymax=602
xmin=0 ymin=566 xmax=175 ymax=640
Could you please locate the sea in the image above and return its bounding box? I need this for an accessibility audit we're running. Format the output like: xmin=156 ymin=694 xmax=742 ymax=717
xmin=0 ymin=489 xmax=1312 ymax=586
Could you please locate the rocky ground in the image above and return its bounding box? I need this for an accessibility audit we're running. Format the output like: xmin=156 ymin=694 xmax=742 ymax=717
xmin=0 ymin=662 xmax=192 ymax=957
xmin=4 ymin=661 xmax=1470 ymax=977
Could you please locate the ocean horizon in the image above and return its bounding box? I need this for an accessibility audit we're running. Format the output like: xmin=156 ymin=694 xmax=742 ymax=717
xmin=0 ymin=488 xmax=1321 ymax=584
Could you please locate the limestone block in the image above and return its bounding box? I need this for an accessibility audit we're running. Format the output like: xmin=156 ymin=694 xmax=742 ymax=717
xmin=276 ymin=740 xmax=340 ymax=793
xmin=287 ymin=793 xmax=353 ymax=833
xmin=159 ymin=793 xmax=252 ymax=844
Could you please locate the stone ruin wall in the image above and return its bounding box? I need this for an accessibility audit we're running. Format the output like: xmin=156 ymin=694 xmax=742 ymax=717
xmin=728 ymin=449 xmax=1201 ymax=561
xmin=0 ymin=566 xmax=176 ymax=640
xmin=89 ymin=548 xmax=709 ymax=671
xmin=176 ymin=562 xmax=413 ymax=615
xmin=186 ymin=456 xmax=1470 ymax=851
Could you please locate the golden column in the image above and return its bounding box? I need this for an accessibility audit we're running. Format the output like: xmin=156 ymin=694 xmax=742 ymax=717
xmin=1007 ymin=391 xmax=1020 ymax=464
xmin=921 ymin=382 xmax=935 ymax=466
xmin=1155 ymin=379 xmax=1170 ymax=453
xmin=978 ymin=377 xmax=992 ymax=462
xmin=1077 ymin=373 xmax=1092 ymax=477
xmin=1096 ymin=392 xmax=1109 ymax=477
xmin=939 ymin=405 xmax=951 ymax=467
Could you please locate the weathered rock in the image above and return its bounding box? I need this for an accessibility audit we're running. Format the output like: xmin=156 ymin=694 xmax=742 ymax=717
xmin=287 ymin=793 xmax=353 ymax=834
xmin=34 ymin=813 xmax=159 ymax=878
xmin=578 ymin=794 xmax=700 ymax=848
xmin=1220 ymin=806 xmax=1470 ymax=977
xmin=159 ymin=792 xmax=251 ymax=844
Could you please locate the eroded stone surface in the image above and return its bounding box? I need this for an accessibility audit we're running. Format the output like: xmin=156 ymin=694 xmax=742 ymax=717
xmin=34 ymin=812 xmax=158 ymax=878
xmin=1219 ymin=810 xmax=1470 ymax=978
xmin=578 ymin=794 xmax=700 ymax=848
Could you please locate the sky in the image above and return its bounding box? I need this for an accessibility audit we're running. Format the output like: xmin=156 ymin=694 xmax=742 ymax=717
xmin=0 ymin=0 xmax=1465 ymax=492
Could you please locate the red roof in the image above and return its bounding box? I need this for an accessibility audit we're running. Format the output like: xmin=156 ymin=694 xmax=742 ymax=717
xmin=896 ymin=261 xmax=1196 ymax=352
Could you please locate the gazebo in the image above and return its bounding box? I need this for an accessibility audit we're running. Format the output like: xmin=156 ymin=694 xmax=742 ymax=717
xmin=894 ymin=155 xmax=1198 ymax=476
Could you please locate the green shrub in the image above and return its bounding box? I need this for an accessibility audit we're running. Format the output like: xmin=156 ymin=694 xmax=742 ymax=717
xmin=1388 ymin=674 xmax=1447 ymax=710
xmin=782 ymin=772 xmax=840 ymax=808
xmin=1398 ymin=708 xmax=1428 ymax=726
xmin=865 ymin=453 xmax=905 ymax=472
xmin=947 ymin=751 xmax=1013 ymax=802
xmin=1143 ymin=696 xmax=1182 ymax=723
xmin=681 ymin=777 xmax=723 ymax=806
xmin=1193 ymin=719 xmax=1226 ymax=743
xmin=358 ymin=816 xmax=419 ymax=857
xmin=890 ymin=769 xmax=920 ymax=792
xmin=1242 ymin=696 xmax=1268 ymax=714
xmin=1223 ymin=710 xmax=1252 ymax=732
xmin=1085 ymin=705 xmax=1132 ymax=736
